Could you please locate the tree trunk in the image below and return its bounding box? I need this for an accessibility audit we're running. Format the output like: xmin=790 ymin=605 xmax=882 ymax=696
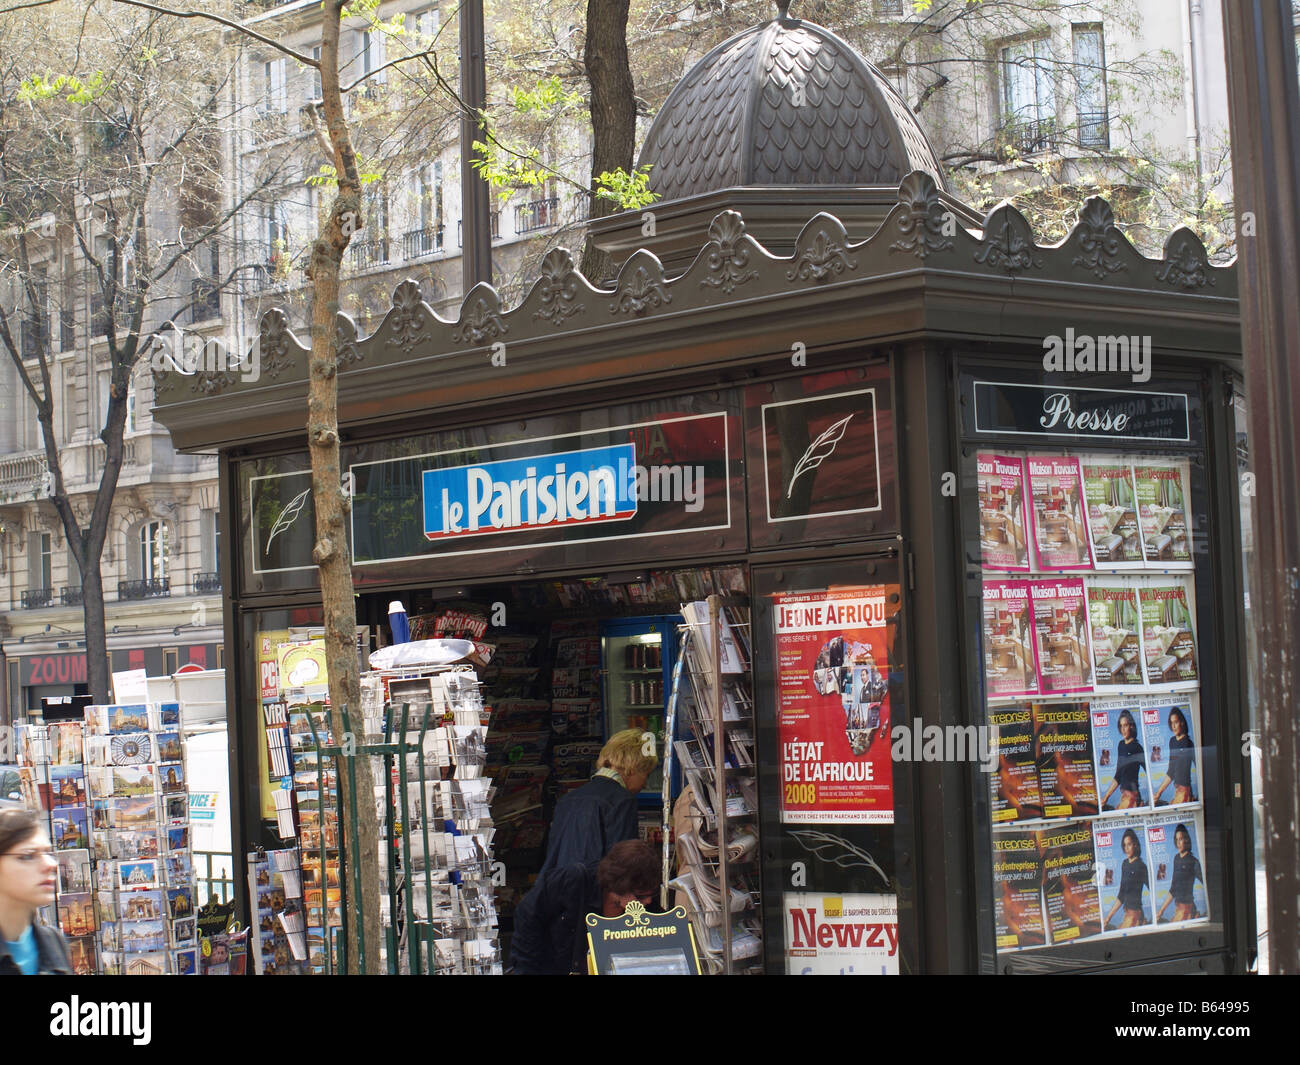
xmin=312 ymin=3 xmax=382 ymax=975
xmin=581 ymin=0 xmax=636 ymax=281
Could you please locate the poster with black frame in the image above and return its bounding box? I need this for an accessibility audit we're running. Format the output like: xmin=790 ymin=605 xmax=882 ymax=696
xmin=963 ymin=372 xmax=1219 ymax=970
xmin=753 ymin=557 xmax=913 ymax=976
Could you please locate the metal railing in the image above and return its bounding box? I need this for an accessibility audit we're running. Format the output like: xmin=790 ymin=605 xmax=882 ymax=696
xmin=514 ymin=196 xmax=559 ymax=234
xmin=61 ymin=586 xmax=83 ymax=607
xmin=457 ymin=210 xmax=501 ymax=247
xmin=403 ymin=226 xmax=444 ymax=259
xmin=194 ymin=571 xmax=221 ymax=594
xmin=999 ymin=115 xmax=1057 ymax=155
xmin=118 ymin=577 xmax=170 ymax=600
xmin=21 ymin=588 xmax=54 ymax=609
xmin=349 ymin=238 xmax=390 ymax=270
xmin=1077 ymin=110 xmax=1109 ymax=148
xmin=191 ymin=278 xmax=221 ymax=322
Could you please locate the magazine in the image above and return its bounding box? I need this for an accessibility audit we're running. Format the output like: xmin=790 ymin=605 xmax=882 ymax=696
xmin=1133 ymin=460 xmax=1193 ymax=565
xmin=1086 ymin=579 xmax=1145 ymax=688
xmin=1029 ymin=577 xmax=1094 ymax=694
xmin=1027 ymin=455 xmax=1093 ymax=570
xmin=1138 ymin=578 xmax=1198 ymax=688
xmin=1090 ymin=703 xmax=1150 ymax=811
xmin=1037 ymin=820 xmax=1101 ymax=945
xmin=1095 ymin=818 xmax=1153 ymax=933
xmin=1142 ymin=699 xmax=1199 ymax=808
xmin=981 ymin=579 xmax=1038 ymax=697
xmin=1032 ymin=702 xmax=1098 ymax=818
xmin=1147 ymin=814 xmax=1209 ymax=926
xmin=977 ymin=453 xmax=1030 ymax=571
xmin=988 ymin=705 xmax=1042 ymax=824
xmin=1080 ymin=460 xmax=1144 ymax=566
xmin=992 ymin=830 xmax=1045 ymax=950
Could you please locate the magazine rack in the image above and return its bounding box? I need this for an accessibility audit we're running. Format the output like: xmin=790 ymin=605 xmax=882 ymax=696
xmin=666 ymin=594 xmax=761 ymax=974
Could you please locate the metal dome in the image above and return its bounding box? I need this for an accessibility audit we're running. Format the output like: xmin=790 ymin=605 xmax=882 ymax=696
xmin=639 ymin=11 xmax=946 ymax=201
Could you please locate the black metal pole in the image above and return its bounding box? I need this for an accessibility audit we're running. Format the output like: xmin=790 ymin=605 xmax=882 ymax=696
xmin=459 ymin=0 xmax=492 ymax=293
xmin=1220 ymin=0 xmax=1300 ymax=974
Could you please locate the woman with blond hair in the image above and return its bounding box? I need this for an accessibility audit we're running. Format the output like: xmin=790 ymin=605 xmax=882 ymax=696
xmin=539 ymin=728 xmax=658 ymax=875
xmin=0 ymin=809 xmax=72 ymax=975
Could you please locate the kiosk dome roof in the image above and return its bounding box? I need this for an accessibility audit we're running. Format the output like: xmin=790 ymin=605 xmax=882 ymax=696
xmin=639 ymin=10 xmax=946 ymax=201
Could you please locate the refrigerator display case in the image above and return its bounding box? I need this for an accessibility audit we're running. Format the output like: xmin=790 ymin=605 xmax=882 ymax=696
xmin=600 ymin=616 xmax=682 ymax=802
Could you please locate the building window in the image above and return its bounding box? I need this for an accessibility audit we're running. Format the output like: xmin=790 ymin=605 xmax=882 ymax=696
xmin=414 ymin=8 xmax=440 ymax=40
xmin=164 ymin=647 xmax=178 ymax=675
xmin=358 ymin=29 xmax=385 ymax=88
xmin=1072 ymin=25 xmax=1109 ymax=148
xmin=29 ymin=532 xmax=52 ymax=592
xmin=200 ymin=508 xmax=220 ymax=573
xmin=139 ymin=520 xmax=168 ymax=581
xmin=311 ymin=45 xmax=322 ymax=101
xmin=262 ymin=58 xmax=288 ymax=115
xmin=1000 ymin=36 xmax=1055 ymax=154
xmin=265 ymin=201 xmax=290 ymax=270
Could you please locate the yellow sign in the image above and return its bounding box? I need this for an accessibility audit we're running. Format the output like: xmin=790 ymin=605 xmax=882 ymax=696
xmin=277 ymin=641 xmax=328 ymax=692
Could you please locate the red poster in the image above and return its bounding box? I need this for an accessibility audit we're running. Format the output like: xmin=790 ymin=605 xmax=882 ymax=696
xmin=774 ymin=585 xmax=896 ymax=824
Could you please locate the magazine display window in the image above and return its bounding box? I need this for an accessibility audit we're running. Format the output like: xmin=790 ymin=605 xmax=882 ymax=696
xmin=962 ymin=371 xmax=1227 ymax=973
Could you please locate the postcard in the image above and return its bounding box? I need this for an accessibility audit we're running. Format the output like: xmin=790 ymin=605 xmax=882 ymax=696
xmin=51 ymin=806 xmax=89 ymax=851
xmin=109 ymin=795 xmax=157 ymax=828
xmin=106 ymin=704 xmax=150 ymax=735
xmin=117 ymin=858 xmax=160 ymax=890
xmin=173 ymin=947 xmax=198 ymax=975
xmin=122 ymin=950 xmax=169 ymax=975
xmin=165 ymin=794 xmax=188 ymax=822
xmin=57 ymin=892 xmax=95 ymax=937
xmin=159 ymin=763 xmax=186 ymax=794
xmin=157 ymin=703 xmax=182 ymax=729
xmin=109 ymin=733 xmax=154 ymax=766
xmin=49 ymin=765 xmax=86 ymax=807
xmin=156 ymin=732 xmax=183 ymax=763
xmin=167 ymin=885 xmax=194 ymax=919
xmin=110 ymin=765 xmax=157 ymax=798
xmin=121 ymin=889 xmax=165 ymax=921
xmin=56 ymin=849 xmax=93 ymax=895
xmin=166 ymin=825 xmax=190 ymax=853
xmin=50 ymin=722 xmax=85 ymax=766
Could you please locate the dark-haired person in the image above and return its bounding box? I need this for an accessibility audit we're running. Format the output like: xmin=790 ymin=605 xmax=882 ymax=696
xmin=1152 ymin=707 xmax=1195 ymax=806
xmin=1100 ymin=709 xmax=1145 ymax=810
xmin=1103 ymin=828 xmax=1149 ymax=930
xmin=510 ymin=839 xmax=660 ymax=975
xmin=1156 ymin=823 xmax=1204 ymax=923
xmin=0 ymin=809 xmax=72 ymax=975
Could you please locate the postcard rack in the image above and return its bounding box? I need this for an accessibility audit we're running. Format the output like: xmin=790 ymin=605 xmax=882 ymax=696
xmin=666 ymin=594 xmax=762 ymax=974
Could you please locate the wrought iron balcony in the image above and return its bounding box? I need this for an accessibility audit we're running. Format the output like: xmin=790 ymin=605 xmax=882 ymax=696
xmin=118 ymin=577 xmax=170 ymax=601
xmin=515 ymin=196 xmax=559 ymax=234
xmin=998 ymin=115 xmax=1058 ymax=156
xmin=457 ymin=210 xmax=501 ymax=247
xmin=1077 ymin=110 xmax=1110 ymax=149
xmin=22 ymin=588 xmax=54 ymax=609
xmin=61 ymin=586 xmax=84 ymax=607
xmin=403 ymin=226 xmax=444 ymax=259
xmin=191 ymin=278 xmax=221 ymax=323
xmin=348 ymin=238 xmax=390 ymax=270
xmin=194 ymin=571 xmax=222 ymax=594
xmin=59 ymin=309 xmax=75 ymax=352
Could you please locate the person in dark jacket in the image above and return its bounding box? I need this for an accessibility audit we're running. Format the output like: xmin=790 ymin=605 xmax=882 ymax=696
xmin=510 ymin=839 xmax=660 ymax=975
xmin=0 ymin=809 xmax=72 ymax=975
xmin=539 ymin=729 xmax=657 ymax=875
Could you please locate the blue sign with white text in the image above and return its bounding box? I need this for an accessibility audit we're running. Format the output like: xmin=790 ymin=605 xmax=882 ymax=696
xmin=422 ymin=443 xmax=639 ymax=540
